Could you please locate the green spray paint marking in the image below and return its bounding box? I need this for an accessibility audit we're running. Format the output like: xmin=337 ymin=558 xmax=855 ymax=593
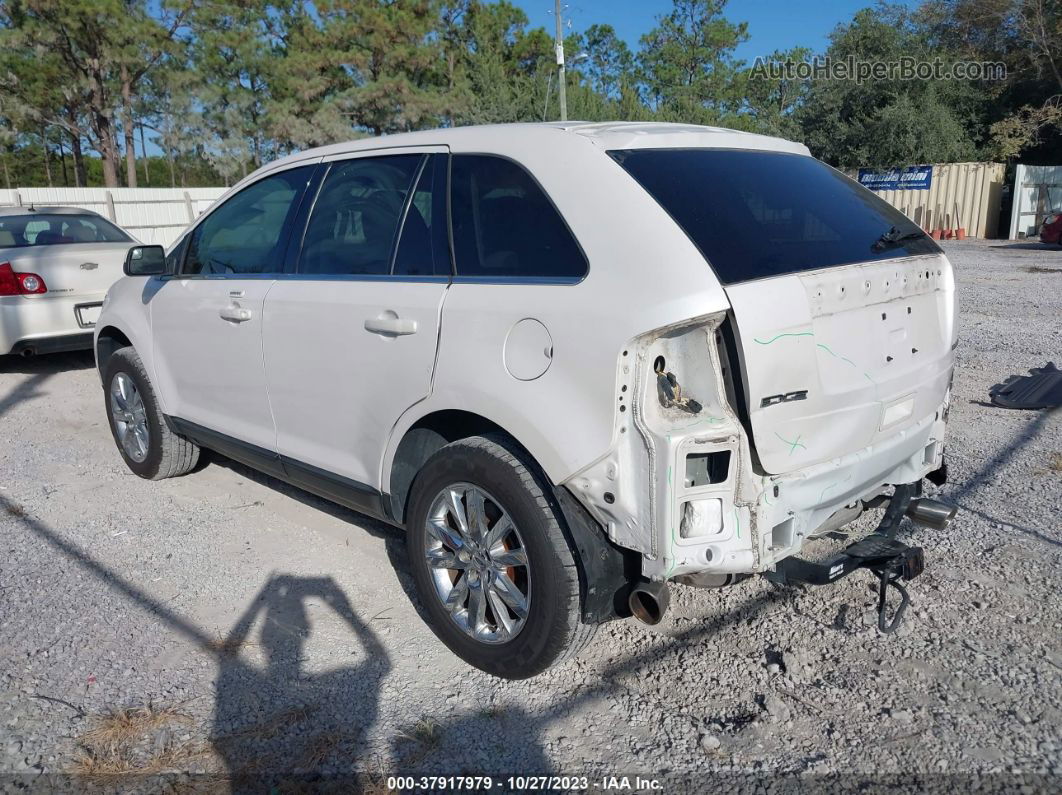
xmin=754 ymin=332 xmax=815 ymax=345
xmin=815 ymin=342 xmax=858 ymax=368
xmin=774 ymin=431 xmax=806 ymax=455
xmin=762 ymin=477 xmax=775 ymax=506
xmin=752 ymin=329 xmax=878 ymax=387
xmin=672 ymin=415 xmax=726 ymax=432
xmin=818 ymin=473 xmax=853 ymax=505
xmin=816 ymin=342 xmax=877 ymax=385
xmin=668 ymin=416 xmax=726 ymax=443
xmin=733 ymin=508 xmax=741 ymax=539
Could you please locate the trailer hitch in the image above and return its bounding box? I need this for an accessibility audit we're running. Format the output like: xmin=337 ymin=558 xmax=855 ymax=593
xmin=766 ymin=483 xmax=935 ymax=633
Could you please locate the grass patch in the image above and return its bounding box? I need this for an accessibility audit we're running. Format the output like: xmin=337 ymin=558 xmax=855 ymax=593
xmin=399 ymin=716 xmax=442 ymax=749
xmin=296 ymin=732 xmax=344 ymax=769
xmin=205 ymin=626 xmax=259 ymax=656
xmin=72 ymin=704 xmax=209 ymax=778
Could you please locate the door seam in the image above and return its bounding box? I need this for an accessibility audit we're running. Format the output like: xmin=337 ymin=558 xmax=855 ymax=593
xmin=260 ymin=279 xmax=281 ymax=455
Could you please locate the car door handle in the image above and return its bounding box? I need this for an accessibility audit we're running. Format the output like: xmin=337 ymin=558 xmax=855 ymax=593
xmin=364 ymin=313 xmax=417 ymax=336
xmin=219 ymin=304 xmax=252 ymax=323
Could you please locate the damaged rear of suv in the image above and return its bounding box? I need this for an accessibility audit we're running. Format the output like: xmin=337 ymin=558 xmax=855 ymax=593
xmin=96 ymin=121 xmax=956 ymax=679
xmin=568 ymin=142 xmax=956 ymax=638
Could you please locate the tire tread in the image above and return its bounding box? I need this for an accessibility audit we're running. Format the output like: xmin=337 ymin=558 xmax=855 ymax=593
xmin=107 ymin=348 xmax=199 ymax=480
xmin=426 ymin=434 xmax=596 ymax=675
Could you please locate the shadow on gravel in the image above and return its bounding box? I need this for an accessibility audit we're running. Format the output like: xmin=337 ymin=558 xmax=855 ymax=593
xmin=0 ymin=351 xmax=94 ymax=419
xmin=945 ymin=406 xmax=1059 ymax=543
xmin=1 ymin=494 xmax=391 ymax=790
xmin=0 ymin=372 xmax=51 ymax=419
xmin=211 ymin=574 xmax=391 ymax=788
xmin=4 ymin=487 xmax=795 ymax=785
xmin=205 ymin=454 xmax=403 ymax=543
xmin=951 ymin=502 xmax=1061 ymax=549
xmin=0 ymin=349 xmax=94 ymax=375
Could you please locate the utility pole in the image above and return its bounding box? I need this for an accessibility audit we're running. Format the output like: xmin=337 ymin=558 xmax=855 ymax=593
xmin=554 ymin=0 xmax=567 ymax=121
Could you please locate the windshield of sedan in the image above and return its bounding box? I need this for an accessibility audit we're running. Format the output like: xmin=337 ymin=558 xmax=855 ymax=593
xmin=0 ymin=213 xmax=132 ymax=248
xmin=610 ymin=148 xmax=940 ymax=285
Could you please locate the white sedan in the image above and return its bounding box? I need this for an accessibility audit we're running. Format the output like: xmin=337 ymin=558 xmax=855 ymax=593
xmin=0 ymin=206 xmax=135 ymax=357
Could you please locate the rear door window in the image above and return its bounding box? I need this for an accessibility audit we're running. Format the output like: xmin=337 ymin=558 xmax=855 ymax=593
xmin=299 ymin=154 xmax=424 ymax=276
xmin=392 ymin=154 xmax=450 ymax=277
xmin=610 ymin=149 xmax=940 ymax=285
xmin=450 ymin=155 xmax=587 ymax=281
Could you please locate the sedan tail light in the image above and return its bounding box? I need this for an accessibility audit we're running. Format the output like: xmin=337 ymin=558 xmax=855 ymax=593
xmin=0 ymin=262 xmax=48 ymax=295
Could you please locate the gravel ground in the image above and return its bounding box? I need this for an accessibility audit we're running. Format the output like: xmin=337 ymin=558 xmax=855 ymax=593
xmin=0 ymin=238 xmax=1060 ymax=793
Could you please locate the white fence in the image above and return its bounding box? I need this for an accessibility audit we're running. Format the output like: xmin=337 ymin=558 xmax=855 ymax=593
xmin=1008 ymin=164 xmax=1062 ymax=240
xmin=0 ymin=187 xmax=227 ymax=247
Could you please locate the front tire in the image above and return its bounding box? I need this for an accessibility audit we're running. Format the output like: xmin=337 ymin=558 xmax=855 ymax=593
xmin=406 ymin=435 xmax=596 ymax=679
xmin=102 ymin=347 xmax=199 ymax=480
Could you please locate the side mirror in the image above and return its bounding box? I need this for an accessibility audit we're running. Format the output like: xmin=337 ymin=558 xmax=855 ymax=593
xmin=124 ymin=245 xmax=166 ymax=276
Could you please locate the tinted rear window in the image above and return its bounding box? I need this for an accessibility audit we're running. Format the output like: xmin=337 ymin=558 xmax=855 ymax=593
xmin=0 ymin=213 xmax=131 ymax=248
xmin=610 ymin=149 xmax=940 ymax=285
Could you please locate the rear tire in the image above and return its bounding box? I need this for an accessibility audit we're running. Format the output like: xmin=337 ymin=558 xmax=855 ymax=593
xmin=405 ymin=435 xmax=595 ymax=679
xmin=102 ymin=347 xmax=199 ymax=480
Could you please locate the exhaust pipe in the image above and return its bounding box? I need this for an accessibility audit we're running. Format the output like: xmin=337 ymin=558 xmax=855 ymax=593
xmin=19 ymin=347 xmax=35 ymax=358
xmin=906 ymin=497 xmax=957 ymax=530
xmin=628 ymin=580 xmax=670 ymax=625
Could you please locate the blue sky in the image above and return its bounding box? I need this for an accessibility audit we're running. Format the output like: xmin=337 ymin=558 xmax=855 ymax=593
xmin=509 ymin=0 xmax=915 ymax=63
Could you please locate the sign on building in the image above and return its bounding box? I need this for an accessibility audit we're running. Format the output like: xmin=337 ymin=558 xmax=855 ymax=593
xmin=857 ymin=165 xmax=933 ymax=191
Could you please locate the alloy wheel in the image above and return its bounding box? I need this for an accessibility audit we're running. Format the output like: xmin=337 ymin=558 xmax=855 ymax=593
xmin=109 ymin=372 xmax=150 ymax=463
xmin=424 ymin=483 xmax=531 ymax=644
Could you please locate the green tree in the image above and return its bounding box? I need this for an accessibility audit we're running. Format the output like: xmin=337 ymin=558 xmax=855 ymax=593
xmin=315 ymin=0 xmax=449 ymax=136
xmin=0 ymin=0 xmax=186 ymax=187
xmin=638 ymin=0 xmax=749 ymax=124
xmin=795 ymin=4 xmax=986 ymax=167
xmin=187 ymin=0 xmax=278 ymax=181
xmin=739 ymin=46 xmax=812 ymax=138
xmin=578 ymin=24 xmax=635 ymax=100
xmin=921 ymin=0 xmax=1062 ymax=161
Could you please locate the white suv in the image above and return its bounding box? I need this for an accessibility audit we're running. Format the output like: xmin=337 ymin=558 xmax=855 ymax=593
xmin=95 ymin=122 xmax=956 ymax=678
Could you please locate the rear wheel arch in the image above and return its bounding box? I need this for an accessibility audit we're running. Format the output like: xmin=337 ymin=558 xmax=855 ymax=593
xmin=388 ymin=410 xmax=511 ymax=524
xmin=389 ymin=411 xmax=637 ymax=626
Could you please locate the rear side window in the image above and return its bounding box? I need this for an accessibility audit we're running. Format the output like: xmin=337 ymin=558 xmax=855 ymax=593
xmin=450 ymin=155 xmax=587 ymax=281
xmin=184 ymin=166 xmax=314 ymax=275
xmin=611 ymin=149 xmax=940 ymax=285
xmin=0 ymin=214 xmax=131 ymax=247
xmin=300 ymin=155 xmax=423 ymax=276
